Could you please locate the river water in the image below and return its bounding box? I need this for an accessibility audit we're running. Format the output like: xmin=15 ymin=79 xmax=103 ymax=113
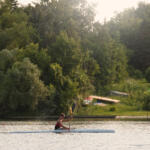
xmin=0 ymin=121 xmax=150 ymax=150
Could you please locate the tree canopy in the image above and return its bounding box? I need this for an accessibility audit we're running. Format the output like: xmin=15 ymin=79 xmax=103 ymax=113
xmin=1 ymin=0 xmax=150 ymax=116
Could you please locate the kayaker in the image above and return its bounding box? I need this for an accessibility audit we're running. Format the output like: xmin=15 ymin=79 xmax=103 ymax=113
xmin=55 ymin=113 xmax=71 ymax=130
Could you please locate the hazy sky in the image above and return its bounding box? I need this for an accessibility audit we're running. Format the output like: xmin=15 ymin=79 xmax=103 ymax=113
xmin=18 ymin=0 xmax=150 ymax=22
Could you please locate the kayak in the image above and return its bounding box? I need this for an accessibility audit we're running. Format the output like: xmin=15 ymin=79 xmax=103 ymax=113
xmin=0 ymin=129 xmax=115 ymax=134
xmin=53 ymin=129 xmax=115 ymax=133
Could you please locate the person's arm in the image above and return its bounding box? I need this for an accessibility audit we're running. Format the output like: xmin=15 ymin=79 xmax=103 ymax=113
xmin=62 ymin=125 xmax=70 ymax=130
xmin=59 ymin=120 xmax=70 ymax=130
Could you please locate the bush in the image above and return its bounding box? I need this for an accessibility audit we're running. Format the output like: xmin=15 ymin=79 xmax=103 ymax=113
xmin=142 ymin=92 xmax=150 ymax=110
xmin=128 ymin=66 xmax=143 ymax=79
xmin=145 ymin=67 xmax=150 ymax=82
xmin=109 ymin=107 xmax=116 ymax=112
xmin=0 ymin=58 xmax=49 ymax=113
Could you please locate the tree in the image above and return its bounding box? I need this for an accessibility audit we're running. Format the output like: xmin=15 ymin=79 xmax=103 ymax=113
xmin=0 ymin=0 xmax=36 ymax=50
xmin=83 ymin=24 xmax=128 ymax=93
xmin=108 ymin=2 xmax=150 ymax=72
xmin=49 ymin=63 xmax=79 ymax=114
xmin=0 ymin=0 xmax=18 ymax=13
xmin=17 ymin=43 xmax=51 ymax=85
xmin=145 ymin=67 xmax=150 ymax=82
xmin=0 ymin=49 xmax=16 ymax=73
xmin=26 ymin=0 xmax=95 ymax=48
xmin=49 ymin=31 xmax=81 ymax=74
xmin=0 ymin=58 xmax=49 ymax=114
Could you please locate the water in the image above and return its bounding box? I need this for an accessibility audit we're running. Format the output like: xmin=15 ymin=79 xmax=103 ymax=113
xmin=0 ymin=121 xmax=150 ymax=150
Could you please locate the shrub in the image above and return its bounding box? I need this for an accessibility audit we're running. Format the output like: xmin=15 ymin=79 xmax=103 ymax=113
xmin=145 ymin=67 xmax=150 ymax=82
xmin=142 ymin=92 xmax=150 ymax=110
xmin=128 ymin=66 xmax=143 ymax=79
xmin=109 ymin=107 xmax=116 ymax=112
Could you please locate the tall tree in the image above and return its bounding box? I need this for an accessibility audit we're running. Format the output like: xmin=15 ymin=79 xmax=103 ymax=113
xmin=0 ymin=58 xmax=49 ymax=114
xmin=17 ymin=43 xmax=51 ymax=85
xmin=26 ymin=0 xmax=95 ymax=48
xmin=108 ymin=2 xmax=150 ymax=72
xmin=0 ymin=0 xmax=36 ymax=50
xmin=49 ymin=31 xmax=81 ymax=74
xmin=83 ymin=23 xmax=128 ymax=93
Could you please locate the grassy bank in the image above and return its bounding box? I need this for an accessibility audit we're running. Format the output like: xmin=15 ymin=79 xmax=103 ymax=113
xmin=76 ymin=78 xmax=150 ymax=116
xmin=76 ymin=104 xmax=150 ymax=116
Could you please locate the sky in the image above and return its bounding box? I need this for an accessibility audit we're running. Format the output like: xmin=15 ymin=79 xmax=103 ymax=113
xmin=18 ymin=0 xmax=150 ymax=22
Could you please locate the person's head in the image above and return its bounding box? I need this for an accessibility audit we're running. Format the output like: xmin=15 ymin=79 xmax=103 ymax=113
xmin=59 ymin=113 xmax=65 ymax=119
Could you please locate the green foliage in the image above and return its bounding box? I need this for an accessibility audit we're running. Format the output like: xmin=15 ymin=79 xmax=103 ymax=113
xmin=0 ymin=0 xmax=18 ymax=13
xmin=111 ymin=79 xmax=150 ymax=110
xmin=0 ymin=0 xmax=36 ymax=50
xmin=49 ymin=63 xmax=79 ymax=114
xmin=145 ymin=67 xmax=150 ymax=82
xmin=108 ymin=2 xmax=150 ymax=71
xmin=81 ymin=50 xmax=100 ymax=78
xmin=70 ymin=69 xmax=95 ymax=97
xmin=77 ymin=103 xmax=149 ymax=116
xmin=2 ymin=0 xmax=150 ymax=116
xmin=128 ymin=66 xmax=143 ymax=79
xmin=0 ymin=49 xmax=16 ymax=72
xmin=109 ymin=107 xmax=116 ymax=112
xmin=85 ymin=25 xmax=128 ymax=94
xmin=49 ymin=31 xmax=81 ymax=74
xmin=26 ymin=0 xmax=95 ymax=48
xmin=142 ymin=91 xmax=150 ymax=110
xmin=17 ymin=43 xmax=51 ymax=84
xmin=0 ymin=58 xmax=49 ymax=114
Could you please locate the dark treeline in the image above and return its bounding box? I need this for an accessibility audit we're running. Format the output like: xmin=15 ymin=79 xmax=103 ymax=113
xmin=0 ymin=0 xmax=150 ymax=116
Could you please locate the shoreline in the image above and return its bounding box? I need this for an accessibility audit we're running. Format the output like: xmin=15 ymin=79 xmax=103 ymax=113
xmin=0 ymin=115 xmax=150 ymax=121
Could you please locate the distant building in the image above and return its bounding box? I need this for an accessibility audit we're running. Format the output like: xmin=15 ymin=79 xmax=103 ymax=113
xmin=83 ymin=96 xmax=93 ymax=105
xmin=110 ymin=91 xmax=128 ymax=97
xmin=83 ymin=95 xmax=120 ymax=106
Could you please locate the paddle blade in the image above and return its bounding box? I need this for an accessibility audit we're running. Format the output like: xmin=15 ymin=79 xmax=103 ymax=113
xmin=69 ymin=106 xmax=72 ymax=115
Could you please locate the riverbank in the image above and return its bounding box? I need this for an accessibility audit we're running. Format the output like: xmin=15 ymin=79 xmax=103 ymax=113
xmin=0 ymin=115 xmax=150 ymax=121
xmin=0 ymin=103 xmax=150 ymax=121
xmin=76 ymin=103 xmax=150 ymax=116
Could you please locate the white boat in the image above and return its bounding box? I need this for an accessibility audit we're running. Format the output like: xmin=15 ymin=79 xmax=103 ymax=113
xmin=0 ymin=129 xmax=115 ymax=134
xmin=53 ymin=129 xmax=115 ymax=133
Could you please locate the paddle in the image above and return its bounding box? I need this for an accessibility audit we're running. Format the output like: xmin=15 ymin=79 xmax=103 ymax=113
xmin=68 ymin=103 xmax=76 ymax=130
xmin=69 ymin=107 xmax=72 ymax=130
